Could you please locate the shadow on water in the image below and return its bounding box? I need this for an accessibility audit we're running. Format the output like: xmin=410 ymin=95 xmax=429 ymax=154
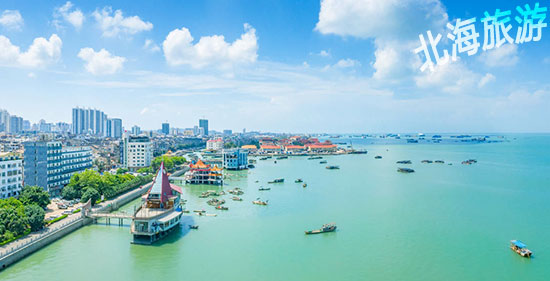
xmin=131 ymin=216 xmax=196 ymax=247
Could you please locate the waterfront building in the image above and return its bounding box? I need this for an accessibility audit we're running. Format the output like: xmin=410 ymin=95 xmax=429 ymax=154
xmin=162 ymin=123 xmax=170 ymax=135
xmin=184 ymin=159 xmax=223 ymax=185
xmin=241 ymin=144 xmax=257 ymax=153
xmin=260 ymin=144 xmax=282 ymax=154
xmin=0 ymin=152 xmax=23 ymax=199
xmin=199 ymin=119 xmax=208 ymax=136
xmin=206 ymin=138 xmax=223 ymax=151
xmin=121 ymin=135 xmax=153 ymax=170
xmin=131 ymin=162 xmax=183 ymax=244
xmin=306 ymin=142 xmax=338 ymax=153
xmin=23 ymin=141 xmax=92 ymax=196
xmin=284 ymin=145 xmax=306 ymax=154
xmin=222 ymin=149 xmax=248 ymax=170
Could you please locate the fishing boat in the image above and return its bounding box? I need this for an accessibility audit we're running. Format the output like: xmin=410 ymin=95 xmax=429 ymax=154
xmin=319 ymin=160 xmax=327 ymax=164
xmin=252 ymin=199 xmax=268 ymax=205
xmin=268 ymin=178 xmax=284 ymax=184
xmin=276 ymin=156 xmax=288 ymax=160
xmin=462 ymin=159 xmax=477 ymax=165
xmin=326 ymin=165 xmax=340 ymax=170
xmin=510 ymin=240 xmax=532 ymax=258
xmin=374 ymin=155 xmax=382 ymax=159
xmin=207 ymin=198 xmax=225 ymax=206
xmin=307 ymin=156 xmax=323 ymax=160
xmin=215 ymin=205 xmax=229 ymax=210
xmin=421 ymin=160 xmax=433 ymax=164
xmin=189 ymin=225 xmax=199 ymax=229
xmin=396 ymin=160 xmax=412 ymax=164
xmin=305 ymin=223 xmax=337 ymax=235
xmin=131 ymin=162 xmax=184 ymax=245
xmin=232 ymin=196 xmax=243 ymax=201
xmin=397 ymin=168 xmax=415 ymax=173
xmin=259 ymin=187 xmax=271 ymax=191
xmin=295 ymin=179 xmax=303 ymax=183
xmin=434 ymin=160 xmax=445 ymax=164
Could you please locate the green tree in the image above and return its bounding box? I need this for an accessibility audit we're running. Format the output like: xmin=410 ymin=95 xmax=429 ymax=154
xmin=116 ymin=168 xmax=128 ymax=175
xmin=61 ymin=185 xmax=80 ymax=200
xmin=19 ymin=185 xmax=50 ymax=209
xmin=0 ymin=198 xmax=27 ymax=242
xmin=136 ymin=167 xmax=152 ymax=174
xmin=81 ymin=188 xmax=100 ymax=206
xmin=24 ymin=204 xmax=45 ymax=231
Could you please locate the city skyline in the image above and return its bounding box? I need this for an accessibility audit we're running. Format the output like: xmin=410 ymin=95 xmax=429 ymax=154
xmin=0 ymin=0 xmax=549 ymax=133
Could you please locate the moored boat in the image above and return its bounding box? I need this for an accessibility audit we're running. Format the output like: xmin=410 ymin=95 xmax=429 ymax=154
xmin=510 ymin=240 xmax=532 ymax=258
xmin=215 ymin=205 xmax=228 ymax=210
xmin=268 ymin=178 xmax=284 ymax=184
xmin=259 ymin=187 xmax=271 ymax=191
xmin=305 ymin=223 xmax=337 ymax=234
xmin=326 ymin=165 xmax=340 ymax=169
xmin=374 ymin=155 xmax=382 ymax=159
xmin=252 ymin=199 xmax=268 ymax=205
xmin=397 ymin=167 xmax=415 ymax=173
xmin=295 ymin=179 xmax=303 ymax=183
xmin=396 ymin=160 xmax=412 ymax=164
xmin=319 ymin=160 xmax=327 ymax=164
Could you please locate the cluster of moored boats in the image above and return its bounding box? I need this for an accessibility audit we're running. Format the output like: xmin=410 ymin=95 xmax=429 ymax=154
xmin=461 ymin=159 xmax=477 ymax=165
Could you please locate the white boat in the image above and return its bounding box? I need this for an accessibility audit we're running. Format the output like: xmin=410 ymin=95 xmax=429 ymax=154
xmin=131 ymin=162 xmax=184 ymax=245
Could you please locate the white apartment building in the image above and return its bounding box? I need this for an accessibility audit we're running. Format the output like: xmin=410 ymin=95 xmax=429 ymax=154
xmin=122 ymin=135 xmax=153 ymax=170
xmin=206 ymin=138 xmax=224 ymax=151
xmin=0 ymin=153 xmax=23 ymax=199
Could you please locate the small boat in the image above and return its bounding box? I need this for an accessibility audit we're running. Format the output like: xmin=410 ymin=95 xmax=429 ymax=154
xmin=215 ymin=205 xmax=228 ymax=210
xmin=434 ymin=160 xmax=445 ymax=164
xmin=461 ymin=159 xmax=477 ymax=165
xmin=397 ymin=168 xmax=415 ymax=173
xmin=252 ymin=199 xmax=268 ymax=205
xmin=274 ymin=160 xmax=277 ymax=164
xmin=396 ymin=160 xmax=412 ymax=164
xmin=319 ymin=160 xmax=327 ymax=164
xmin=305 ymin=223 xmax=337 ymax=235
xmin=421 ymin=160 xmax=433 ymax=164
xmin=259 ymin=157 xmax=268 ymax=160
xmin=259 ymin=187 xmax=271 ymax=191
xmin=308 ymin=156 xmax=323 ymax=160
xmin=374 ymin=155 xmax=382 ymax=159
xmin=189 ymin=225 xmax=199 ymax=229
xmin=510 ymin=240 xmax=532 ymax=258
xmin=326 ymin=165 xmax=340 ymax=170
xmin=193 ymin=209 xmax=206 ymax=213
xmin=232 ymin=196 xmax=243 ymax=201
xmin=207 ymin=198 xmax=225 ymax=206
xmin=303 ymin=183 xmax=307 ymax=188
xmin=268 ymin=178 xmax=284 ymax=184
xmin=295 ymin=179 xmax=303 ymax=183
xmin=248 ymin=164 xmax=255 ymax=168
xmin=276 ymin=156 xmax=288 ymax=160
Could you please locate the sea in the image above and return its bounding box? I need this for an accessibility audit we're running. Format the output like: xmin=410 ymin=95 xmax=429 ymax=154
xmin=2 ymin=134 xmax=549 ymax=281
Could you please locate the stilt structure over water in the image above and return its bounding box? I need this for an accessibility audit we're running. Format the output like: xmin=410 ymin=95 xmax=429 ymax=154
xmin=131 ymin=162 xmax=183 ymax=245
xmin=184 ymin=159 xmax=223 ymax=185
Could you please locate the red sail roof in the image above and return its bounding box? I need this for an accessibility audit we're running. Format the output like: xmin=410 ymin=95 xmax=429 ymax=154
xmin=147 ymin=162 xmax=175 ymax=204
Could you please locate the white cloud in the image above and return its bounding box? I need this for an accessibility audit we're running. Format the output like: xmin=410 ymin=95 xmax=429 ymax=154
xmin=140 ymin=107 xmax=150 ymax=115
xmin=479 ymin=44 xmax=519 ymax=67
xmin=414 ymin=61 xmax=480 ymax=94
xmin=143 ymin=39 xmax=160 ymax=52
xmin=77 ymin=48 xmax=126 ymax=75
xmin=335 ymin=58 xmax=360 ymax=68
xmin=27 ymin=72 xmax=36 ymax=78
xmin=0 ymin=10 xmax=24 ymax=30
xmin=319 ymin=50 xmax=330 ymax=57
xmin=0 ymin=34 xmax=62 ymax=68
xmin=92 ymin=7 xmax=153 ymax=37
xmin=163 ymin=23 xmax=258 ymax=69
xmin=315 ymin=0 xmax=449 ymax=82
xmin=54 ymin=1 xmax=84 ymax=30
xmin=478 ymin=73 xmax=496 ymax=88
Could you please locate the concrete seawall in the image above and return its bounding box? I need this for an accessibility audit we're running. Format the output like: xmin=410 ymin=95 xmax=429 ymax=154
xmin=0 ymin=217 xmax=92 ymax=270
xmin=0 ymin=181 xmax=153 ymax=271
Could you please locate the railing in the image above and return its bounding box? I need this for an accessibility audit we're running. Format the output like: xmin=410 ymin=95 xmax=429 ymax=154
xmin=0 ymin=216 xmax=82 ymax=259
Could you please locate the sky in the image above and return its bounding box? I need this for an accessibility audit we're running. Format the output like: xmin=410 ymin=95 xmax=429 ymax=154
xmin=0 ymin=0 xmax=549 ymax=133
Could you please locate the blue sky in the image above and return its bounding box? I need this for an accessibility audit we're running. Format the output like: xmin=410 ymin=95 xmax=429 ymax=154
xmin=0 ymin=0 xmax=549 ymax=133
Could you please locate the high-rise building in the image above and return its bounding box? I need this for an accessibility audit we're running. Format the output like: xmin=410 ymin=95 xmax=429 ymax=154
xmin=0 ymin=152 xmax=23 ymax=199
xmin=9 ymin=116 xmax=23 ymax=134
xmin=162 ymin=123 xmax=170 ymax=135
xmin=131 ymin=125 xmax=141 ymax=136
xmin=0 ymin=109 xmax=9 ymax=132
xmin=111 ymin=118 xmax=122 ymax=138
xmin=24 ymin=141 xmax=92 ymax=196
xmin=199 ymin=119 xmax=208 ymax=136
xmin=223 ymin=129 xmax=232 ymax=136
xmin=72 ymin=107 xmax=112 ymax=137
xmin=121 ymin=135 xmax=153 ymax=170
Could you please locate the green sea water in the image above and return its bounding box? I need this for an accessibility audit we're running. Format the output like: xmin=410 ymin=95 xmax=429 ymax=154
xmin=2 ymin=134 xmax=550 ymax=281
